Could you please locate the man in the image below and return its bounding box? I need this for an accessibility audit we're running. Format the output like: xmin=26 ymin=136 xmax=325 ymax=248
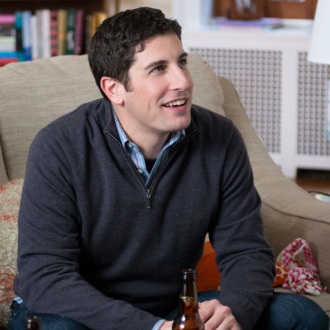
xmin=10 ymin=7 xmax=329 ymax=330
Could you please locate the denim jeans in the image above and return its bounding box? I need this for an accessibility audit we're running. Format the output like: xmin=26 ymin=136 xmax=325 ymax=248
xmin=9 ymin=292 xmax=329 ymax=329
xmin=196 ymin=291 xmax=329 ymax=330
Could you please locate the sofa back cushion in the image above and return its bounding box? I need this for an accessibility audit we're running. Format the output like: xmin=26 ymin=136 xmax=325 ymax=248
xmin=0 ymin=54 xmax=224 ymax=183
xmin=0 ymin=55 xmax=101 ymax=183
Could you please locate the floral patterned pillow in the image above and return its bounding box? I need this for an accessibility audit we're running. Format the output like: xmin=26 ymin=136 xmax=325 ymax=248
xmin=0 ymin=179 xmax=23 ymax=328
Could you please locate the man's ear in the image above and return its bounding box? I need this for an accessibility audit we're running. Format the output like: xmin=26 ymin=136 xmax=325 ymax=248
xmin=100 ymin=77 xmax=124 ymax=105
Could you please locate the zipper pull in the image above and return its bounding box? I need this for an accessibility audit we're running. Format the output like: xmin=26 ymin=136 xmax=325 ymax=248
xmin=146 ymin=190 xmax=152 ymax=209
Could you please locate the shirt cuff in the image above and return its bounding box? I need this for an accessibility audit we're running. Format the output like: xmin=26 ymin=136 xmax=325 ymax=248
xmin=14 ymin=297 xmax=23 ymax=304
xmin=152 ymin=319 xmax=166 ymax=330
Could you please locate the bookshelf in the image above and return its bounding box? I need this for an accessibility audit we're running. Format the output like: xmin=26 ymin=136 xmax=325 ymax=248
xmin=0 ymin=0 xmax=120 ymax=65
xmin=0 ymin=0 xmax=105 ymax=13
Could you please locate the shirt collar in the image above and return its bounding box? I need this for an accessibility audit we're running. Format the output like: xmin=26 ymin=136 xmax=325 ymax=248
xmin=112 ymin=108 xmax=185 ymax=151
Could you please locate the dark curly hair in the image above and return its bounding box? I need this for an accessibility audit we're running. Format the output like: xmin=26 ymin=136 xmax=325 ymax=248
xmin=88 ymin=7 xmax=182 ymax=96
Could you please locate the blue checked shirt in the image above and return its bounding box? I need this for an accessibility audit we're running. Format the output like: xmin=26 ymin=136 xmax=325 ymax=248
xmin=113 ymin=109 xmax=185 ymax=186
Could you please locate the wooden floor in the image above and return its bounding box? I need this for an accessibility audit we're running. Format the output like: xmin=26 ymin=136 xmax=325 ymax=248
xmin=294 ymin=169 xmax=330 ymax=195
xmin=294 ymin=178 xmax=330 ymax=195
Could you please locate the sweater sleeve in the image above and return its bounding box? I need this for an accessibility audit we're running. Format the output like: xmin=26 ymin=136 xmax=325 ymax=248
xmin=209 ymin=124 xmax=275 ymax=330
xmin=15 ymin=129 xmax=162 ymax=329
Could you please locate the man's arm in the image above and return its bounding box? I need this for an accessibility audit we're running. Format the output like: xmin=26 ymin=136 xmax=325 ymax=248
xmin=15 ymin=129 xmax=162 ymax=329
xmin=209 ymin=124 xmax=275 ymax=329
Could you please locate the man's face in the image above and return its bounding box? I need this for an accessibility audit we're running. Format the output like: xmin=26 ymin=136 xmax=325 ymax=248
xmin=116 ymin=33 xmax=194 ymax=141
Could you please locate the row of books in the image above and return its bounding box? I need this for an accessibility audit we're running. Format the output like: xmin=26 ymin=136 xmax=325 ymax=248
xmin=0 ymin=9 xmax=107 ymax=66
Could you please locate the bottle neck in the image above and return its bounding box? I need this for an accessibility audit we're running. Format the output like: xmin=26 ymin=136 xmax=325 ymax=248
xmin=173 ymin=269 xmax=205 ymax=330
xmin=179 ymin=270 xmax=199 ymax=313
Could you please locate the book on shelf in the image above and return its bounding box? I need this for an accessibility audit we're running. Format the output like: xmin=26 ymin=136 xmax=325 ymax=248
xmin=22 ymin=11 xmax=32 ymax=60
xmin=30 ymin=14 xmax=38 ymax=60
xmin=66 ymin=9 xmax=75 ymax=55
xmin=0 ymin=37 xmax=16 ymax=51
xmin=0 ymin=8 xmax=107 ymax=65
xmin=57 ymin=9 xmax=67 ymax=56
xmin=0 ymin=57 xmax=18 ymax=66
xmin=84 ymin=11 xmax=107 ymax=53
xmin=15 ymin=12 xmax=24 ymax=61
xmin=36 ymin=9 xmax=51 ymax=58
xmin=0 ymin=14 xmax=16 ymax=36
xmin=0 ymin=14 xmax=18 ymax=66
xmin=50 ymin=10 xmax=57 ymax=57
xmin=74 ymin=9 xmax=84 ymax=56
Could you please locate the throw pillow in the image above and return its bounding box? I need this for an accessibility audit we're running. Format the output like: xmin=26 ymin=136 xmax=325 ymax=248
xmin=0 ymin=179 xmax=23 ymax=328
xmin=196 ymin=241 xmax=221 ymax=292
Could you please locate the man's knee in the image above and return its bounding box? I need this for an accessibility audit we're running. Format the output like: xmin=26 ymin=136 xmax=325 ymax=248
xmin=255 ymin=292 xmax=329 ymax=330
xmin=9 ymin=302 xmax=88 ymax=330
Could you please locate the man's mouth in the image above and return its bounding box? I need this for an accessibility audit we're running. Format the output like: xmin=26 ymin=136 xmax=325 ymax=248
xmin=163 ymin=99 xmax=187 ymax=107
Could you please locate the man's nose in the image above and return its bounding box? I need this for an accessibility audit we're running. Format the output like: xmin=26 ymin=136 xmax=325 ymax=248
xmin=169 ymin=66 xmax=191 ymax=91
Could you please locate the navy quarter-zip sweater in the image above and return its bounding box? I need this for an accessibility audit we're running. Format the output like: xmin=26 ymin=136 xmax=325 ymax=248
xmin=15 ymin=98 xmax=275 ymax=330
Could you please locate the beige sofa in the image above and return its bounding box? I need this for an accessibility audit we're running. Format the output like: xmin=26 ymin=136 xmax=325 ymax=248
xmin=0 ymin=54 xmax=329 ymax=329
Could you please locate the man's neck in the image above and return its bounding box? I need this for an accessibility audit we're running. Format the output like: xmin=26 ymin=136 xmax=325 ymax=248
xmin=112 ymin=106 xmax=171 ymax=160
xmin=125 ymin=130 xmax=170 ymax=160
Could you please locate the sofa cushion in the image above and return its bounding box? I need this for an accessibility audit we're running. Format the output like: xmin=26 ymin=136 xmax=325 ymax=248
xmin=188 ymin=54 xmax=225 ymax=116
xmin=0 ymin=55 xmax=101 ymax=182
xmin=196 ymin=241 xmax=221 ymax=292
xmin=0 ymin=179 xmax=23 ymax=328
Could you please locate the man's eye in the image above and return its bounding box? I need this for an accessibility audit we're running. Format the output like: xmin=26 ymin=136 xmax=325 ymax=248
xmin=179 ymin=58 xmax=187 ymax=67
xmin=152 ymin=65 xmax=165 ymax=72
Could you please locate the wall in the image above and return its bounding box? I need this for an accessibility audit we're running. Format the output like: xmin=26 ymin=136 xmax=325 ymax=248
xmin=110 ymin=0 xmax=172 ymax=18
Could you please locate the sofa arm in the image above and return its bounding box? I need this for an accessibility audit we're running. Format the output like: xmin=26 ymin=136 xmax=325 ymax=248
xmin=218 ymin=76 xmax=330 ymax=291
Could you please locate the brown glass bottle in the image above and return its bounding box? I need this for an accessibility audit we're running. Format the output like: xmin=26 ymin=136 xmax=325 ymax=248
xmin=25 ymin=316 xmax=41 ymax=330
xmin=172 ymin=269 xmax=205 ymax=330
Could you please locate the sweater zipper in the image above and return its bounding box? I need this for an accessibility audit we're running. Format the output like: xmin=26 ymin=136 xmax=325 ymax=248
xmin=146 ymin=189 xmax=152 ymax=209
xmin=140 ymin=127 xmax=198 ymax=209
xmin=105 ymin=128 xmax=198 ymax=209
xmin=106 ymin=129 xmax=152 ymax=208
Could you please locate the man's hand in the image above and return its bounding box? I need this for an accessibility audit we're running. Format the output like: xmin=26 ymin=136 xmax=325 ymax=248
xmin=160 ymin=320 xmax=173 ymax=329
xmin=199 ymin=299 xmax=241 ymax=330
xmin=160 ymin=300 xmax=241 ymax=330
